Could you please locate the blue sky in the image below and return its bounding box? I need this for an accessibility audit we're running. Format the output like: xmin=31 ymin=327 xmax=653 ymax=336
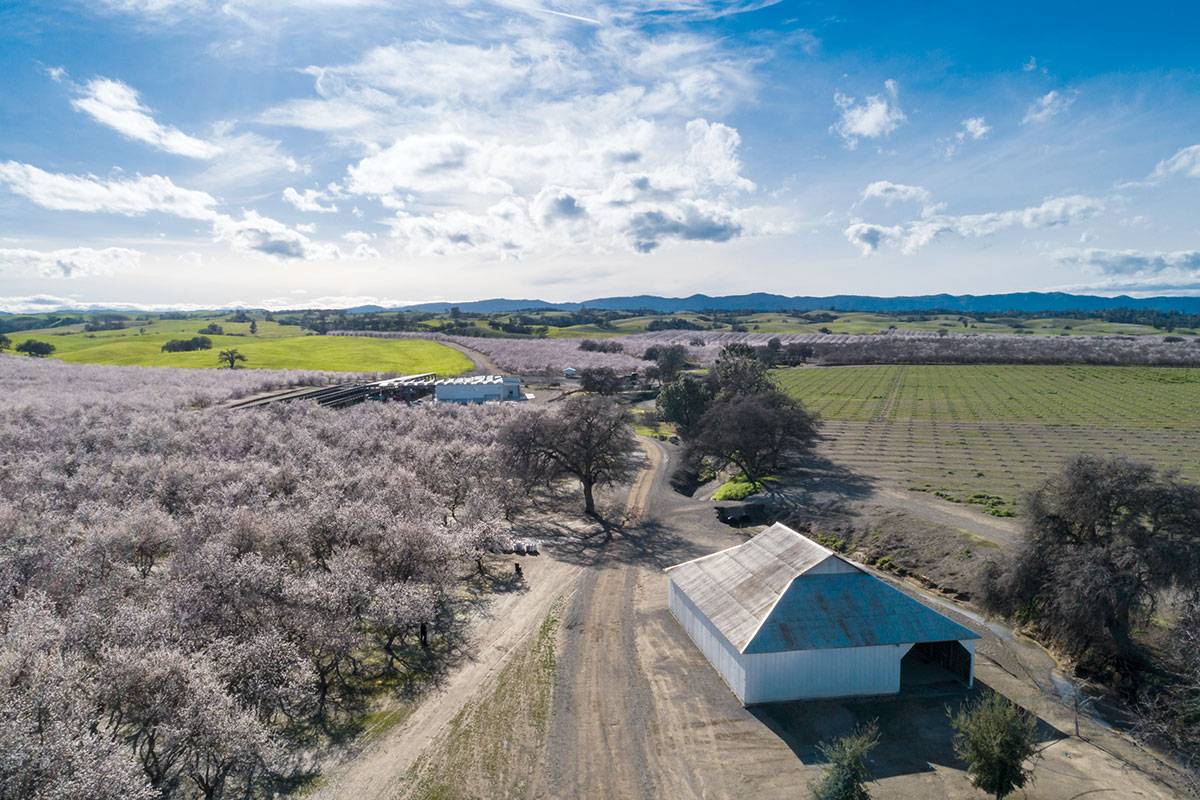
xmin=1 ymin=0 xmax=1198 ymax=311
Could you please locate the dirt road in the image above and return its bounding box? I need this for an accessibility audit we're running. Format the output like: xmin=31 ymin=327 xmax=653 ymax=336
xmin=439 ymin=339 xmax=505 ymax=376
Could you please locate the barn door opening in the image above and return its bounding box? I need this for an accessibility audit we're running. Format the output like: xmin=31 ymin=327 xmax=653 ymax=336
xmin=900 ymin=641 xmax=972 ymax=687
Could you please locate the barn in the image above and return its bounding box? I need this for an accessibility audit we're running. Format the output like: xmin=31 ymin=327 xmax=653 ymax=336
xmin=665 ymin=523 xmax=980 ymax=705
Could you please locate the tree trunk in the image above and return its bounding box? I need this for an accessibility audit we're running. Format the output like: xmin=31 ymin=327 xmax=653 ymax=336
xmin=582 ymin=478 xmax=596 ymax=516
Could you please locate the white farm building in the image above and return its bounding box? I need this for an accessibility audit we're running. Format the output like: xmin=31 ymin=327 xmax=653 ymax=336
xmin=665 ymin=523 xmax=979 ymax=705
xmin=432 ymin=375 xmax=521 ymax=404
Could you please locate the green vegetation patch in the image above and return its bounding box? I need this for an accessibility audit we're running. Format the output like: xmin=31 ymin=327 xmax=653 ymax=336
xmin=8 ymin=322 xmax=473 ymax=375
xmin=712 ymin=474 xmax=775 ymax=501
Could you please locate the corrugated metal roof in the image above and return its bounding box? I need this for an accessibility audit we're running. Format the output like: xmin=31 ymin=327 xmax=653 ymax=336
xmin=743 ymin=572 xmax=978 ymax=653
xmin=664 ymin=523 xmax=854 ymax=651
xmin=666 ymin=523 xmax=979 ymax=654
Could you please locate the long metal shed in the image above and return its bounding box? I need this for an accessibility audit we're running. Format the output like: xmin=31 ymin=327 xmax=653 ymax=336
xmin=665 ymin=523 xmax=980 ymax=704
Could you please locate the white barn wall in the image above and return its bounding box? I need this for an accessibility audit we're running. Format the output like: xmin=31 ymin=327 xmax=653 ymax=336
xmin=741 ymin=643 xmax=913 ymax=704
xmin=668 ymin=579 xmax=747 ymax=702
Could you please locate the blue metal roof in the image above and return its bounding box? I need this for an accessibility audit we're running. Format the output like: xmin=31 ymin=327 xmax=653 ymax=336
xmin=743 ymin=572 xmax=980 ymax=654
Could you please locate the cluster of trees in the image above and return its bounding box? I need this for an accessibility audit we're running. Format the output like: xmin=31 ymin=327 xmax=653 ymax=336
xmin=646 ymin=317 xmax=706 ymax=331
xmin=983 ymin=456 xmax=1200 ymax=778
xmin=940 ymin=307 xmax=1200 ymax=333
xmin=161 ymin=336 xmax=213 ymax=353
xmin=657 ymin=344 xmax=819 ymax=486
xmin=83 ymin=314 xmax=129 ymax=332
xmin=198 ymin=323 xmax=224 ymax=336
xmin=578 ymin=339 xmax=625 ymax=353
xmin=578 ymin=367 xmax=632 ymax=395
xmin=803 ymin=332 xmax=1200 ymax=367
xmin=14 ymin=338 xmax=55 ymax=357
xmin=0 ymin=359 xmax=535 ymax=798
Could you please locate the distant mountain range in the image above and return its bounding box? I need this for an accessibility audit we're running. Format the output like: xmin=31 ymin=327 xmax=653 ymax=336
xmin=379 ymin=292 xmax=1200 ymax=315
xmin=8 ymin=292 xmax=1200 ymax=317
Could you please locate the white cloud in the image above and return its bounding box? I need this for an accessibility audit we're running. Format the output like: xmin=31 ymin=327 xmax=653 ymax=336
xmin=0 ymin=246 xmax=142 ymax=278
xmin=1054 ymin=247 xmax=1200 ymax=275
xmin=360 ymin=118 xmax=756 ymax=257
xmin=843 ymin=221 xmax=902 ymax=255
xmin=942 ymin=116 xmax=990 ymax=158
xmin=860 ymin=181 xmax=933 ymax=211
xmin=71 ymin=77 xmax=222 ymax=159
xmin=831 ymin=80 xmax=905 ymax=148
xmin=201 ymin=124 xmax=303 ymax=186
xmin=0 ymin=161 xmax=348 ymax=262
xmin=212 ymin=211 xmax=340 ymax=260
xmin=1051 ymin=247 xmax=1200 ymax=294
xmin=846 ymin=192 xmax=1106 ymax=256
xmin=0 ymin=161 xmax=219 ymax=220
xmin=283 ymin=186 xmax=338 ymax=213
xmin=1022 ymin=90 xmax=1074 ymax=124
xmin=1149 ymin=144 xmax=1200 ymax=181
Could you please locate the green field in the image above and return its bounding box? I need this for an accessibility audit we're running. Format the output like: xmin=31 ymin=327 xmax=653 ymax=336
xmin=776 ymin=364 xmax=1200 ymax=511
xmin=5 ymin=316 xmax=473 ymax=375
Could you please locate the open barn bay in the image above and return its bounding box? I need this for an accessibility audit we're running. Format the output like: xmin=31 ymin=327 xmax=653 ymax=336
xmin=776 ymin=364 xmax=1200 ymax=510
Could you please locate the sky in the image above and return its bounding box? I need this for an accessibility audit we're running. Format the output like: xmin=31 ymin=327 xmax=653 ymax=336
xmin=1 ymin=0 xmax=1199 ymax=312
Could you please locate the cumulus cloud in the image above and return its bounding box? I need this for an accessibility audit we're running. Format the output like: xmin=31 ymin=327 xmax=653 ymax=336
xmin=831 ymin=80 xmax=905 ymax=148
xmin=1022 ymin=90 xmax=1074 ymax=124
xmin=348 ymin=117 xmax=756 ymax=257
xmin=1148 ymin=144 xmax=1200 ymax=181
xmin=0 ymin=246 xmax=142 ymax=278
xmin=0 ymin=161 xmax=219 ymax=219
xmin=212 ymin=211 xmax=339 ymax=260
xmin=283 ymin=186 xmax=338 ymax=213
xmin=843 ymin=221 xmax=902 ymax=255
xmin=71 ymin=77 xmax=222 ymax=159
xmin=845 ymin=191 xmax=1105 ymax=256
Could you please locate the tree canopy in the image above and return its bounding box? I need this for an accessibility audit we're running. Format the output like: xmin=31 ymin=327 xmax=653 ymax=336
xmin=218 ymin=349 xmax=247 ymax=369
xmin=984 ymin=455 xmax=1200 ymax=665
xmin=950 ymin=693 xmax=1039 ymax=800
xmin=809 ymin=722 xmax=879 ymax=800
xmin=692 ymin=390 xmax=819 ymax=485
xmin=15 ymin=339 xmax=55 ymax=357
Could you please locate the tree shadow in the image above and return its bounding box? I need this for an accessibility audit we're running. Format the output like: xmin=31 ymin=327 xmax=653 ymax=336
xmin=750 ymin=679 xmax=1065 ymax=780
xmin=543 ymin=514 xmax=699 ymax=570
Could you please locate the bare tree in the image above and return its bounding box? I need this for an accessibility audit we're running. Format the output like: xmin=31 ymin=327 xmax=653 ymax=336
xmin=505 ymin=396 xmax=636 ymax=516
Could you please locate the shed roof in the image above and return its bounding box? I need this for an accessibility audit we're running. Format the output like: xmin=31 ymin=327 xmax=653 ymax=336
xmin=666 ymin=523 xmax=979 ymax=654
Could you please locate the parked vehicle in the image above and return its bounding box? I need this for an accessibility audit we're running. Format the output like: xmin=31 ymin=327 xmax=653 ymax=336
xmin=514 ymin=541 xmax=526 ymax=555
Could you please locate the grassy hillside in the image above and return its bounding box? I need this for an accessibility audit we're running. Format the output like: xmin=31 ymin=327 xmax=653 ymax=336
xmin=6 ymin=315 xmax=473 ymax=374
xmin=777 ymin=364 xmax=1200 ymax=511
